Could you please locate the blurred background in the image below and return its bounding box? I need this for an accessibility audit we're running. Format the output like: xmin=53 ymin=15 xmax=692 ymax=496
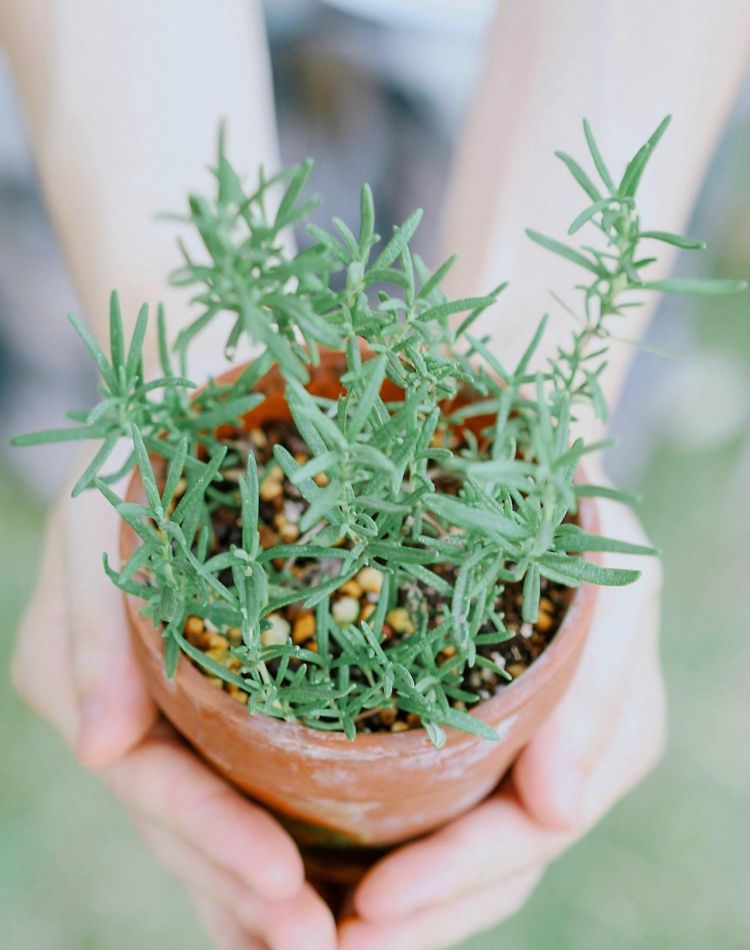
xmin=1 ymin=2 xmax=749 ymax=948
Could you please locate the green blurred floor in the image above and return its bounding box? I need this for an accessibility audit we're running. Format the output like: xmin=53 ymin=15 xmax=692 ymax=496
xmin=2 ymin=309 xmax=749 ymax=950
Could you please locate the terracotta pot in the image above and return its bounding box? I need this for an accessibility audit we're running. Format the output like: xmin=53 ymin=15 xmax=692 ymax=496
xmin=122 ymin=350 xmax=599 ymax=857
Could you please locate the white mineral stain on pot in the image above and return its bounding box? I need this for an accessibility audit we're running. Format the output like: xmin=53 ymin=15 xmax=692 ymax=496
xmin=310 ymin=798 xmax=379 ymax=818
xmin=317 ymin=766 xmax=355 ymax=788
xmin=198 ymin=745 xmax=235 ymax=775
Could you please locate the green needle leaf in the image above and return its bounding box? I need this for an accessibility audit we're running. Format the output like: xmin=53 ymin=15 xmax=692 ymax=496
xmin=109 ymin=290 xmax=126 ymax=376
xmin=126 ymin=303 xmax=149 ymax=381
xmin=641 ymin=278 xmax=748 ymax=296
xmin=12 ymin=425 xmax=110 ymax=447
xmin=373 ymin=209 xmax=423 ymax=270
xmin=619 ymin=115 xmax=671 ymax=198
xmin=539 ymin=554 xmax=640 ymax=586
xmin=522 ymin=563 xmax=541 ymax=623
xmin=555 ymin=150 xmax=601 ymax=202
xmin=68 ymin=313 xmax=117 ymax=391
xmin=638 ymin=231 xmax=707 ymax=250
xmin=526 ymin=229 xmax=604 ymax=276
xmin=582 ymin=118 xmax=615 ymax=191
xmin=71 ymin=432 xmax=120 ymax=497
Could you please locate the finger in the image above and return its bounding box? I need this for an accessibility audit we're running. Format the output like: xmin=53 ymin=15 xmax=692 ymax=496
xmin=11 ymin=509 xmax=79 ymax=745
xmin=578 ymin=630 xmax=666 ymax=826
xmin=139 ymin=820 xmax=335 ymax=950
xmin=355 ymin=500 xmax=665 ymax=924
xmin=62 ymin=486 xmax=157 ymax=768
xmin=342 ymin=866 xmax=543 ymax=950
xmin=254 ymin=884 xmax=337 ymax=950
xmin=354 ymin=790 xmax=569 ymax=922
xmin=188 ymin=889 xmax=267 ymax=950
xmin=103 ymin=732 xmax=306 ymax=902
xmin=514 ymin=502 xmax=663 ymax=829
xmin=354 ymin=636 xmax=666 ymax=926
xmin=353 ymin=645 xmax=666 ymax=928
xmin=138 ymin=818 xmax=261 ymax=920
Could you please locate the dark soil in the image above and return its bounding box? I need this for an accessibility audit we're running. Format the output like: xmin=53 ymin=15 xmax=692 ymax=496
xmin=182 ymin=420 xmax=573 ymax=733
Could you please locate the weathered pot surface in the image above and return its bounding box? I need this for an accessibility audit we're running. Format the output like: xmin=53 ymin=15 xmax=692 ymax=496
xmin=121 ymin=351 xmax=600 ymax=850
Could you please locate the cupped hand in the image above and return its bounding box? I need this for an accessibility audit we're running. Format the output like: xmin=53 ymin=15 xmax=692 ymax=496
xmin=11 ymin=474 xmax=336 ymax=950
xmin=340 ymin=491 xmax=667 ymax=950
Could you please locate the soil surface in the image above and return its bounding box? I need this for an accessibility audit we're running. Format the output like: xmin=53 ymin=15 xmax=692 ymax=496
xmin=181 ymin=420 xmax=573 ymax=733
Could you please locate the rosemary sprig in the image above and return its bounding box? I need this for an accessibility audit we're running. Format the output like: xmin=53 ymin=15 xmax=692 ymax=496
xmin=14 ymin=118 xmax=747 ymax=746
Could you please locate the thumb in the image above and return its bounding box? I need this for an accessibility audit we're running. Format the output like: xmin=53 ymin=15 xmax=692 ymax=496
xmin=63 ymin=487 xmax=157 ymax=768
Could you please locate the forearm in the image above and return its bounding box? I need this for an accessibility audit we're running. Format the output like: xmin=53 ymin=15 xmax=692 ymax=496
xmin=443 ymin=0 xmax=749 ymax=413
xmin=1 ymin=0 xmax=279 ymax=376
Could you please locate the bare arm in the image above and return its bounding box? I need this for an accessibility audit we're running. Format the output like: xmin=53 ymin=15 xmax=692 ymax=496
xmin=443 ymin=0 xmax=750 ymax=411
xmin=3 ymin=9 xmax=343 ymax=946
xmin=343 ymin=11 xmax=748 ymax=944
xmin=0 ymin=0 xmax=279 ymax=375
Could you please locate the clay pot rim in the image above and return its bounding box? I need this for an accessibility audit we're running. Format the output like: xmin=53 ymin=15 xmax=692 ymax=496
xmin=122 ymin=356 xmax=601 ymax=754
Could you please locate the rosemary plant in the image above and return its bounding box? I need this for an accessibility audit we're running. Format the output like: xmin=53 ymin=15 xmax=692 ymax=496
xmin=15 ymin=118 xmax=746 ymax=747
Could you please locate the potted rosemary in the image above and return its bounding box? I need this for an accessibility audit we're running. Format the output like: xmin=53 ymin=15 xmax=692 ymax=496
xmin=14 ymin=118 xmax=745 ymax=856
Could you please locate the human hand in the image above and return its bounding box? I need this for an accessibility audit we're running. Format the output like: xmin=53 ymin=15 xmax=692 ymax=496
xmin=339 ymin=493 xmax=666 ymax=950
xmin=12 ymin=477 xmax=336 ymax=950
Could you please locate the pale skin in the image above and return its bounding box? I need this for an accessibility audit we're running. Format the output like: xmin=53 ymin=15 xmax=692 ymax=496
xmin=3 ymin=1 xmax=749 ymax=948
